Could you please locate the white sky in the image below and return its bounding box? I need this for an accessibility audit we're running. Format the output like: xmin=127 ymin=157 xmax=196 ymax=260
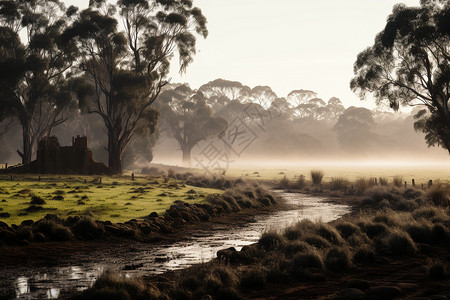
xmin=64 ymin=0 xmax=420 ymax=108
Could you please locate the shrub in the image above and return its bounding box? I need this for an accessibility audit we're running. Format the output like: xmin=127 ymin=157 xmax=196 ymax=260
xmin=364 ymin=222 xmax=389 ymax=239
xmin=310 ymin=169 xmax=324 ymax=186
xmin=347 ymin=231 xmax=372 ymax=248
xmin=36 ymin=220 xmax=73 ymax=241
xmin=283 ymin=241 xmax=311 ymax=257
xmin=279 ymin=175 xmax=290 ymax=188
xmin=393 ymin=175 xmax=403 ymax=188
xmin=385 ymin=229 xmax=418 ymax=256
xmin=427 ymin=187 xmax=450 ymax=206
xmin=30 ymin=195 xmax=46 ymax=205
xmin=295 ymin=175 xmax=306 ymax=189
xmin=240 ymin=267 xmax=268 ymax=288
xmin=72 ymin=270 xmax=162 ymax=300
xmin=72 ymin=217 xmax=105 ymax=240
xmin=293 ymin=251 xmax=324 ymax=270
xmin=334 ymin=221 xmax=360 ymax=239
xmin=354 ymin=177 xmax=370 ymax=195
xmin=403 ymin=188 xmax=422 ymax=200
xmin=325 ymin=247 xmax=353 ymax=272
xmin=405 ymin=221 xmax=434 ymax=243
xmin=379 ymin=177 xmax=388 ymax=186
xmin=259 ymin=231 xmax=284 ymax=250
xmin=302 ymin=234 xmax=331 ymax=249
xmin=353 ymin=246 xmax=376 ymax=263
xmin=316 ymin=224 xmax=342 ymax=244
xmin=211 ymin=265 xmax=239 ymax=287
xmin=284 ymin=219 xmax=316 ymax=240
xmin=330 ymin=177 xmax=349 ymax=190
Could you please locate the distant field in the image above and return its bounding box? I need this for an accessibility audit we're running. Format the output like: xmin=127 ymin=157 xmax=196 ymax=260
xmin=223 ymin=161 xmax=450 ymax=185
xmin=0 ymin=175 xmax=221 ymax=226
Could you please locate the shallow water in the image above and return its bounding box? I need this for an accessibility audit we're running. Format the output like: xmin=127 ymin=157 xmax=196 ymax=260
xmin=1 ymin=192 xmax=350 ymax=299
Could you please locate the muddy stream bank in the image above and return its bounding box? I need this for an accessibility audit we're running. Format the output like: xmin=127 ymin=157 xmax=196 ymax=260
xmin=0 ymin=191 xmax=350 ymax=299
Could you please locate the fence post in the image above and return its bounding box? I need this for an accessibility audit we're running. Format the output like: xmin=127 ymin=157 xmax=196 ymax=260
xmin=412 ymin=179 xmax=415 ymax=187
xmin=404 ymin=181 xmax=407 ymax=188
xmin=428 ymin=180 xmax=433 ymax=188
xmin=132 ymin=173 xmax=135 ymax=181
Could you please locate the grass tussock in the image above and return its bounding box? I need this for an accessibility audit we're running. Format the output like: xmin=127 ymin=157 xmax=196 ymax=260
xmin=310 ymin=169 xmax=324 ymax=187
xmin=330 ymin=177 xmax=349 ymax=191
xmin=71 ymin=270 xmax=162 ymax=300
xmin=393 ymin=175 xmax=403 ymax=188
xmin=427 ymin=186 xmax=450 ymax=206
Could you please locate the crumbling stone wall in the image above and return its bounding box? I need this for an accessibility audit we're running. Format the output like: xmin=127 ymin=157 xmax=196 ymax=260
xmin=34 ymin=135 xmax=113 ymax=175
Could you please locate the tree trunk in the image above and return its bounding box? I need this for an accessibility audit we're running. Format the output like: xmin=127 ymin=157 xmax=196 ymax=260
xmin=181 ymin=146 xmax=192 ymax=167
xmin=21 ymin=121 xmax=32 ymax=164
xmin=108 ymin=129 xmax=122 ymax=174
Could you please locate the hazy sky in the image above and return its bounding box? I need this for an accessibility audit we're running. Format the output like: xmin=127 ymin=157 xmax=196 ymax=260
xmin=64 ymin=0 xmax=420 ymax=108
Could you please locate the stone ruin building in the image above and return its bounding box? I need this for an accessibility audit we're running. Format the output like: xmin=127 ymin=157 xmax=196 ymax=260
xmin=1 ymin=135 xmax=114 ymax=175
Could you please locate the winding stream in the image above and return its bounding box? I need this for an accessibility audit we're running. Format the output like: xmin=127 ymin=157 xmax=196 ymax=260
xmin=1 ymin=192 xmax=350 ymax=299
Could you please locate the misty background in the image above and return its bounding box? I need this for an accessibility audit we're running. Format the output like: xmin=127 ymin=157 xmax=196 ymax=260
xmin=1 ymin=78 xmax=446 ymax=170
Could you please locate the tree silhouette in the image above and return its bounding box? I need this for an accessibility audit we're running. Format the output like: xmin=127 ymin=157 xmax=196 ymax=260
xmin=250 ymin=86 xmax=277 ymax=109
xmin=0 ymin=0 xmax=77 ymax=164
xmin=351 ymin=0 xmax=450 ymax=152
xmin=158 ymin=85 xmax=227 ymax=165
xmin=63 ymin=0 xmax=207 ymax=173
xmin=199 ymin=79 xmax=251 ymax=107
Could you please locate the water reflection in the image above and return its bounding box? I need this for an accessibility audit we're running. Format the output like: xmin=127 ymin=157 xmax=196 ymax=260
xmin=15 ymin=276 xmax=29 ymax=295
xmin=5 ymin=192 xmax=350 ymax=299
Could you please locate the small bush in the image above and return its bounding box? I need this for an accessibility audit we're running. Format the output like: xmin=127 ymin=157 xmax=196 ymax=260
xmin=73 ymin=270 xmax=161 ymax=300
xmin=72 ymin=217 xmax=105 ymax=240
xmin=259 ymin=231 xmax=284 ymax=250
xmin=240 ymin=267 xmax=268 ymax=288
xmin=325 ymin=247 xmax=353 ymax=272
xmin=36 ymin=220 xmax=73 ymax=241
xmin=393 ymin=175 xmax=403 ymax=188
xmin=405 ymin=221 xmax=434 ymax=243
xmin=279 ymin=175 xmax=290 ymax=187
xmin=317 ymin=224 xmax=342 ymax=244
xmin=353 ymin=246 xmax=376 ymax=263
xmin=427 ymin=187 xmax=450 ymax=206
xmin=303 ymin=234 xmax=331 ymax=249
xmin=54 ymin=190 xmax=66 ymax=196
xmin=295 ymin=175 xmax=306 ymax=189
xmin=330 ymin=177 xmax=349 ymax=190
xmin=293 ymin=251 xmax=324 ymax=270
xmin=364 ymin=222 xmax=389 ymax=239
xmin=334 ymin=221 xmax=360 ymax=239
xmin=403 ymin=188 xmax=422 ymax=200
xmin=30 ymin=195 xmax=45 ymax=205
xmin=385 ymin=229 xmax=418 ymax=256
xmin=379 ymin=177 xmax=388 ymax=186
xmin=283 ymin=241 xmax=311 ymax=257
xmin=310 ymin=169 xmax=324 ymax=186
xmin=354 ymin=177 xmax=370 ymax=195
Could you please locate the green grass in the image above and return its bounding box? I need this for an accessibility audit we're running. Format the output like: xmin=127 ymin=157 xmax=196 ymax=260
xmin=0 ymin=175 xmax=221 ymax=225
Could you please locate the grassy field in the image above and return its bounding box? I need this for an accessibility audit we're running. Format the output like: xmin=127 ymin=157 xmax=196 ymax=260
xmin=0 ymin=174 xmax=221 ymax=226
xmin=223 ymin=161 xmax=450 ymax=185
